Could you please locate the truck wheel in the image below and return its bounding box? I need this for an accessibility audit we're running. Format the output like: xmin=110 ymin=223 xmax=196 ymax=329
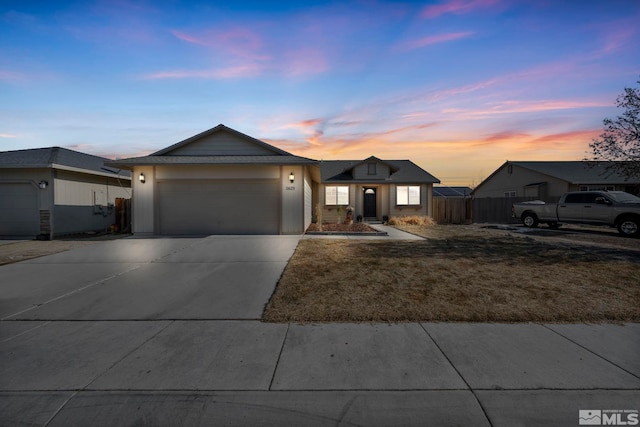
xmin=522 ymin=213 xmax=539 ymax=228
xmin=617 ymin=217 xmax=639 ymax=237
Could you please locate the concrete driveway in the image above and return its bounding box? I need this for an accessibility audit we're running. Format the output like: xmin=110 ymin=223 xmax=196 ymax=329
xmin=1 ymin=235 xmax=299 ymax=320
xmin=1 ymin=235 xmax=639 ymax=426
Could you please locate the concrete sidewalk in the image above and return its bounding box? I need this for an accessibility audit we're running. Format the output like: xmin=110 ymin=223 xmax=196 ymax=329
xmin=302 ymin=223 xmax=425 ymax=240
xmin=2 ymin=321 xmax=638 ymax=426
xmin=1 ymin=235 xmax=639 ymax=426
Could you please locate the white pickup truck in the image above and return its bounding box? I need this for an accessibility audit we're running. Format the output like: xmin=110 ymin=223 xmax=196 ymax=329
xmin=511 ymin=191 xmax=640 ymax=237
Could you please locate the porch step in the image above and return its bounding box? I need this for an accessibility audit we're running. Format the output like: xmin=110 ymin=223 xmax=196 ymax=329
xmin=364 ymin=218 xmax=383 ymax=224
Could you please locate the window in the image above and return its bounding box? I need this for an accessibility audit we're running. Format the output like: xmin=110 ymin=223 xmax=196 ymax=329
xmin=565 ymin=193 xmax=586 ymax=203
xmin=397 ymin=186 xmax=420 ymax=205
xmin=325 ymin=186 xmax=349 ymax=205
xmin=579 ymin=185 xmax=614 ymax=191
xmin=368 ymin=163 xmax=376 ymax=175
xmin=504 ymin=191 xmax=516 ymax=198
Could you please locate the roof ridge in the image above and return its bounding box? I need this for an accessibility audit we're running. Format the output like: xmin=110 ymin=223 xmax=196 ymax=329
xmin=47 ymin=147 xmax=59 ymax=165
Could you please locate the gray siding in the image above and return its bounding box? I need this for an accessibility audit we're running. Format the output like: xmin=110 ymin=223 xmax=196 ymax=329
xmin=167 ymin=131 xmax=278 ymax=156
xmin=474 ymin=165 xmax=571 ymax=199
xmin=352 ymin=162 xmax=390 ymax=180
xmin=53 ymin=205 xmax=116 ymax=235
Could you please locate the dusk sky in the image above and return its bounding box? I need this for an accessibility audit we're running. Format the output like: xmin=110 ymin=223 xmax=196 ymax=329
xmin=1 ymin=0 xmax=639 ymax=185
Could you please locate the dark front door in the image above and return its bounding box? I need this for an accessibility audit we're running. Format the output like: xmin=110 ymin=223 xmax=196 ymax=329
xmin=363 ymin=188 xmax=377 ymax=218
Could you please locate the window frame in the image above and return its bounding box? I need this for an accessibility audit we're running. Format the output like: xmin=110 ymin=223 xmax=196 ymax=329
xmin=396 ymin=185 xmax=421 ymax=206
xmin=325 ymin=185 xmax=350 ymax=206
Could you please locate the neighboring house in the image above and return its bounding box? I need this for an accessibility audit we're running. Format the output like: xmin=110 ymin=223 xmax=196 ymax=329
xmin=433 ymin=186 xmax=472 ymax=198
xmin=319 ymin=156 xmax=440 ymax=223
xmin=472 ymin=161 xmax=640 ymax=200
xmin=471 ymin=160 xmax=640 ymax=224
xmin=0 ymin=147 xmax=131 ymax=239
xmin=107 ymin=125 xmax=441 ymax=235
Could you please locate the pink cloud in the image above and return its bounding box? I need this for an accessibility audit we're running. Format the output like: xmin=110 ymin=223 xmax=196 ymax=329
xmin=0 ymin=70 xmax=27 ymax=81
xmin=283 ymin=48 xmax=329 ymax=76
xmin=142 ymin=64 xmax=264 ymax=80
xmin=0 ymin=133 xmax=18 ymax=138
xmin=529 ymin=129 xmax=601 ymax=145
xmin=478 ymin=99 xmax=610 ymax=115
xmin=396 ymin=31 xmax=474 ymax=51
xmin=171 ymin=28 xmax=269 ymax=61
xmin=482 ymin=131 xmax=531 ymax=143
xmin=421 ymin=0 xmax=500 ymax=19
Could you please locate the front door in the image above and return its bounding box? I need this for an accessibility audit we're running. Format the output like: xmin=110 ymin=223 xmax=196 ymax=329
xmin=363 ymin=188 xmax=377 ymax=218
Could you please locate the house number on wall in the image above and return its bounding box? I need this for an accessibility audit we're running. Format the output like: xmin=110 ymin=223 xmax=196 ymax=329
xmin=286 ymin=186 xmax=296 ymax=191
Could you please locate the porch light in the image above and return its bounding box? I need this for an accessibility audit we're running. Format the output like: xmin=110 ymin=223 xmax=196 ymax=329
xmin=38 ymin=180 xmax=48 ymax=189
xmin=139 ymin=172 xmax=145 ymax=184
xmin=289 ymin=171 xmax=295 ymax=183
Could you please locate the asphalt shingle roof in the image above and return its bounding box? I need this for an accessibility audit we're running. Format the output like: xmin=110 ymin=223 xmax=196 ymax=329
xmin=320 ymin=159 xmax=440 ymax=184
xmin=510 ymin=161 xmax=637 ymax=184
xmin=0 ymin=147 xmax=131 ymax=178
xmin=106 ymin=155 xmax=318 ymax=167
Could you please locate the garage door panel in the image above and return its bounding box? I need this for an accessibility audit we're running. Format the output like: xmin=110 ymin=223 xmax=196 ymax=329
xmin=157 ymin=180 xmax=279 ymax=235
xmin=0 ymin=183 xmax=39 ymax=237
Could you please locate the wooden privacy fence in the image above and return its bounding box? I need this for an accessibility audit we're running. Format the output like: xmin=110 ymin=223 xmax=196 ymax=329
xmin=432 ymin=197 xmax=473 ymax=224
xmin=471 ymin=197 xmax=560 ymax=224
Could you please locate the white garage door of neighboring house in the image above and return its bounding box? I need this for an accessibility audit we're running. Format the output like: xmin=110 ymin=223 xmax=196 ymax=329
xmin=0 ymin=182 xmax=39 ymax=237
xmin=157 ymin=180 xmax=280 ymax=235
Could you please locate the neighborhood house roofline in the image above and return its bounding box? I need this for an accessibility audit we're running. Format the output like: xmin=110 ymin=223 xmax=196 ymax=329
xmin=471 ymin=160 xmax=639 ymax=195
xmin=340 ymin=155 xmax=400 ymax=174
xmin=152 ymin=124 xmax=292 ymax=156
xmin=105 ymin=155 xmax=318 ymax=169
xmin=0 ymin=147 xmax=131 ymax=179
xmin=320 ymin=159 xmax=440 ymax=184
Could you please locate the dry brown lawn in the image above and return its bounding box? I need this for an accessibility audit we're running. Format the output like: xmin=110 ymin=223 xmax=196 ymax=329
xmin=263 ymin=225 xmax=640 ymax=323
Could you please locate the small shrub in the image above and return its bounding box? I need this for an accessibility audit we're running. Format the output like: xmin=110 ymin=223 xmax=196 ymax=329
xmin=388 ymin=215 xmax=435 ymax=226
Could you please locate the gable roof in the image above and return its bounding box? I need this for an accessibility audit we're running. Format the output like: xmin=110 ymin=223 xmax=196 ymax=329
xmin=320 ymin=159 xmax=440 ymax=184
xmin=153 ymin=124 xmax=291 ymax=156
xmin=0 ymin=147 xmax=131 ymax=179
xmin=342 ymin=156 xmax=400 ymax=174
xmin=106 ymin=124 xmax=318 ymax=168
xmin=512 ymin=161 xmax=636 ymax=184
xmin=472 ymin=160 xmax=639 ymax=194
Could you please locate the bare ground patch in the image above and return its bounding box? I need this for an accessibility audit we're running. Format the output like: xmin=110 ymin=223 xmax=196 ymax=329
xmin=0 ymin=234 xmax=129 ymax=265
xmin=263 ymin=225 xmax=640 ymax=323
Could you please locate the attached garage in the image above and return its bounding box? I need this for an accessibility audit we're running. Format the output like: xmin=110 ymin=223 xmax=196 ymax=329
xmin=157 ymin=180 xmax=280 ymax=235
xmin=106 ymin=124 xmax=319 ymax=236
xmin=0 ymin=182 xmax=39 ymax=237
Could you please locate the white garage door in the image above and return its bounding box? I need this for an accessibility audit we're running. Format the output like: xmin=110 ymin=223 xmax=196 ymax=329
xmin=0 ymin=183 xmax=39 ymax=237
xmin=157 ymin=180 xmax=280 ymax=235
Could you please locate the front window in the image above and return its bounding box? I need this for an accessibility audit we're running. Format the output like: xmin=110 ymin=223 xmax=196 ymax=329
xmin=397 ymin=185 xmax=420 ymax=205
xmin=325 ymin=186 xmax=349 ymax=205
xmin=504 ymin=191 xmax=516 ymax=198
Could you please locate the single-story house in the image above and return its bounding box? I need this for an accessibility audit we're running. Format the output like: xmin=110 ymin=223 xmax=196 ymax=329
xmin=318 ymin=156 xmax=440 ymax=223
xmin=0 ymin=147 xmax=131 ymax=239
xmin=107 ymin=124 xmax=440 ymax=235
xmin=472 ymin=161 xmax=640 ymax=200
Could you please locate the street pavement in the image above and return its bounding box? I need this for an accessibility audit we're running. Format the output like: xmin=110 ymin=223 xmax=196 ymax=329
xmin=1 ymin=233 xmax=638 ymax=426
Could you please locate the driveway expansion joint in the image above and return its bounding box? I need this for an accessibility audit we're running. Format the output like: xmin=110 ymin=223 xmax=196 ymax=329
xmin=418 ymin=323 xmax=494 ymax=427
xmin=541 ymin=324 xmax=640 ymax=381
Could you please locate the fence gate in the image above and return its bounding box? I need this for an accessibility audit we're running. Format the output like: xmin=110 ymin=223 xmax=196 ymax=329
xmin=433 ymin=198 xmax=472 ymax=224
